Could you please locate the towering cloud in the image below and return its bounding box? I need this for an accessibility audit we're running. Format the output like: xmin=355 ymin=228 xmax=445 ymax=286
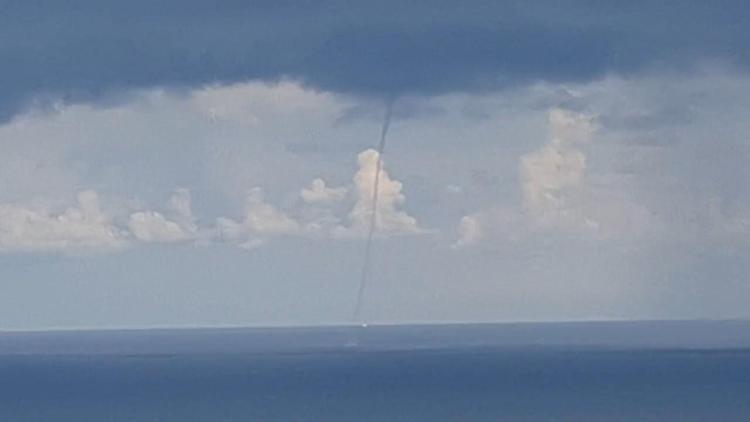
xmin=336 ymin=149 xmax=421 ymax=237
xmin=520 ymin=108 xmax=595 ymax=228
xmin=454 ymin=108 xmax=598 ymax=247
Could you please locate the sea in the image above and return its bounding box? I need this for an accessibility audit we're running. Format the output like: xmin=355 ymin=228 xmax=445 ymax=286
xmin=1 ymin=320 xmax=749 ymax=421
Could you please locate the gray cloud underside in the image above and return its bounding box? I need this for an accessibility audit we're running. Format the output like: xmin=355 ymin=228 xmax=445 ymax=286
xmin=2 ymin=0 xmax=749 ymax=121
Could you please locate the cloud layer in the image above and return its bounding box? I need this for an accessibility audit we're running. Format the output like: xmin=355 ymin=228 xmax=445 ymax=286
xmin=2 ymin=1 xmax=750 ymax=121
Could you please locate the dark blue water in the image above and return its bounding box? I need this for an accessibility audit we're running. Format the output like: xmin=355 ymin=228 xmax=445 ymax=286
xmin=2 ymin=322 xmax=750 ymax=421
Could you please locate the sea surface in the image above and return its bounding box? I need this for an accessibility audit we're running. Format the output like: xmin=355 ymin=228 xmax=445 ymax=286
xmin=1 ymin=321 xmax=750 ymax=421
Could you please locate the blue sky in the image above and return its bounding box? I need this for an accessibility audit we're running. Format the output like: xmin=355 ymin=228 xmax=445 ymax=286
xmin=2 ymin=1 xmax=750 ymax=329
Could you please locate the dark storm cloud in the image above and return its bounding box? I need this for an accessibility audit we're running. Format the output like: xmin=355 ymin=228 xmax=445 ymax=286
xmin=1 ymin=0 xmax=749 ymax=121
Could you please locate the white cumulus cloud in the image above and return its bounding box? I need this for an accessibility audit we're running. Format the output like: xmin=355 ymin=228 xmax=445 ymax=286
xmin=300 ymin=178 xmax=347 ymax=204
xmin=128 ymin=211 xmax=190 ymax=243
xmin=455 ymin=107 xmax=666 ymax=247
xmin=452 ymin=215 xmax=482 ymax=248
xmin=213 ymin=149 xmax=424 ymax=247
xmin=335 ymin=149 xmax=421 ymax=237
xmin=520 ymin=108 xmax=596 ymax=228
xmin=0 ymin=191 xmax=126 ymax=253
xmin=216 ymin=187 xmax=302 ymax=249
xmin=128 ymin=189 xmax=198 ymax=243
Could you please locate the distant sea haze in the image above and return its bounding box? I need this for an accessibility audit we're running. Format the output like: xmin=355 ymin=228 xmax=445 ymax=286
xmin=2 ymin=321 xmax=750 ymax=421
